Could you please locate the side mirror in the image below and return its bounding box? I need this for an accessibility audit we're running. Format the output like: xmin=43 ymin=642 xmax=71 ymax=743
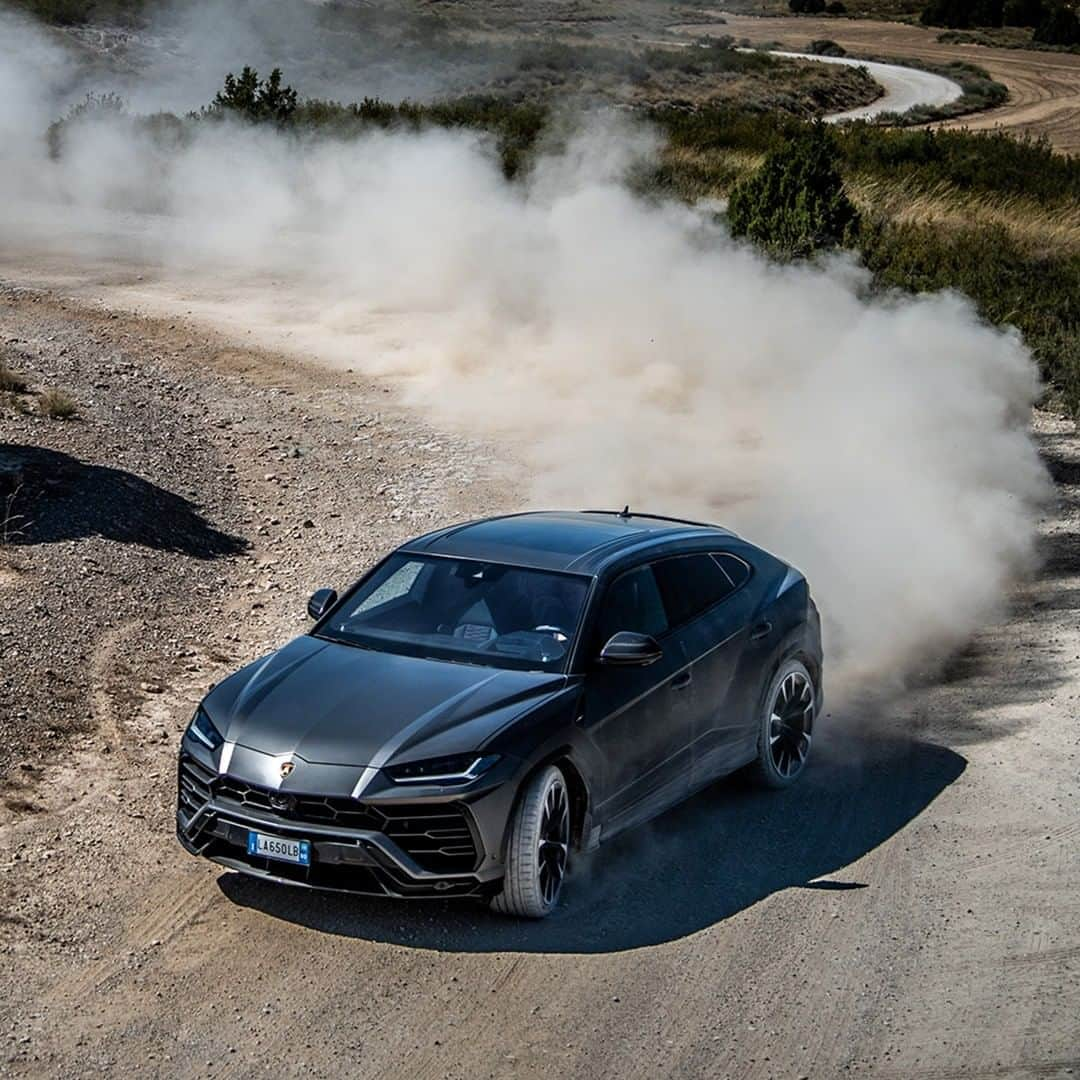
xmin=307 ymin=588 xmax=337 ymax=620
xmin=598 ymin=631 xmax=663 ymax=667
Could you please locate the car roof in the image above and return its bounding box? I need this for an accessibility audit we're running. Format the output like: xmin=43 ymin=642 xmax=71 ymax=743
xmin=400 ymin=510 xmax=736 ymax=575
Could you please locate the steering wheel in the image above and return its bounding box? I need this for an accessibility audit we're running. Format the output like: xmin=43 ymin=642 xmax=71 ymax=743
xmin=533 ymin=624 xmax=569 ymax=642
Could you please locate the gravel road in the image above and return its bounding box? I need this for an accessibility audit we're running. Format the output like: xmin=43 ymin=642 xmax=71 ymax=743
xmin=1 ymin=285 xmax=1078 ymax=1078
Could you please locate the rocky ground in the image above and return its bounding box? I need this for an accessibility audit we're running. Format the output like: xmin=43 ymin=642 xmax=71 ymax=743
xmin=0 ymin=281 xmax=505 ymax=809
xmin=0 ymin=285 xmax=1078 ymax=1078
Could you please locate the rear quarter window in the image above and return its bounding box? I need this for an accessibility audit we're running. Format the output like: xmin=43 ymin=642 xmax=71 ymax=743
xmin=651 ymin=551 xmax=754 ymax=629
xmin=712 ymin=552 xmax=751 ymax=590
xmin=653 ymin=553 xmax=734 ymax=628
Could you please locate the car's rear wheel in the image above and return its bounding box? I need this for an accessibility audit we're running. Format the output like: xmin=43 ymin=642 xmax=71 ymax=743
xmin=490 ymin=765 xmax=570 ymax=918
xmin=751 ymin=657 xmax=815 ymax=788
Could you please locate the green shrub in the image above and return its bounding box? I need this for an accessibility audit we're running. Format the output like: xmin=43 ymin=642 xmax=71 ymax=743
xmin=808 ymin=39 xmax=848 ymax=55
xmin=11 ymin=0 xmax=89 ymax=23
xmin=1034 ymin=4 xmax=1080 ymax=44
xmin=921 ymin=0 xmax=1004 ymax=26
xmin=210 ymin=67 xmax=298 ymax=126
xmin=293 ymin=95 xmax=548 ymax=178
xmin=1003 ymin=0 xmax=1046 ymax=24
xmin=936 ymin=28 xmax=996 ymax=41
xmin=9 ymin=0 xmax=147 ymax=24
xmin=727 ymin=124 xmax=859 ymax=258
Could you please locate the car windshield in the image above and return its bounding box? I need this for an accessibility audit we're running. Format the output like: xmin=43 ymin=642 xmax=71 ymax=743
xmin=316 ymin=554 xmax=591 ymax=673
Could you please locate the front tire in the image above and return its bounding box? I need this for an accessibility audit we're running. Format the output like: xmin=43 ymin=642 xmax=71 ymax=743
xmin=490 ymin=765 xmax=570 ymax=919
xmin=750 ymin=658 xmax=816 ymax=788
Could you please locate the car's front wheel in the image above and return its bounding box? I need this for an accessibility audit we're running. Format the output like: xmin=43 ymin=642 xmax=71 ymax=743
xmin=751 ymin=657 xmax=816 ymax=788
xmin=490 ymin=764 xmax=570 ymax=918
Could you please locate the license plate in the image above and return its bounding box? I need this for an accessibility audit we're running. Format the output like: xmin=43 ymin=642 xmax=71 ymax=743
xmin=247 ymin=831 xmax=311 ymax=866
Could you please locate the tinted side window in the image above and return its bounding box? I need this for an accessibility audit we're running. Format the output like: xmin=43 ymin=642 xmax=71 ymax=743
xmin=595 ymin=565 xmax=669 ymax=645
xmin=713 ymin=553 xmax=751 ymax=590
xmin=653 ymin=554 xmax=735 ymax=629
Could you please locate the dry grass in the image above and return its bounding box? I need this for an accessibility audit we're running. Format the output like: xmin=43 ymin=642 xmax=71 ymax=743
xmin=656 ymin=143 xmax=764 ymax=199
xmin=0 ymin=360 xmax=28 ymax=394
xmin=850 ymin=175 xmax=1080 ymax=252
xmin=37 ymin=389 xmax=78 ymax=419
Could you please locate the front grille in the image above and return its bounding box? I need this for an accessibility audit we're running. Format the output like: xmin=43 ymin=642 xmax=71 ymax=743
xmin=212 ymin=776 xmax=479 ymax=875
xmin=216 ymin=777 xmax=382 ymax=828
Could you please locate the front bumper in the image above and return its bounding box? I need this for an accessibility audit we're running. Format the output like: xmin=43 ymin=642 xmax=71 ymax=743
xmin=177 ymin=753 xmax=508 ymax=899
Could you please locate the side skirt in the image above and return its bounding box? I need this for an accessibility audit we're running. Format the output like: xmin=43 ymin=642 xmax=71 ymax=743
xmin=595 ymin=750 xmax=756 ymax=847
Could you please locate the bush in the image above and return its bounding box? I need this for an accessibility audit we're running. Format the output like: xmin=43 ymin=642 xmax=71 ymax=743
xmin=293 ymin=95 xmax=548 ymax=178
xmin=10 ymin=0 xmax=89 ymax=23
xmin=825 ymin=1 xmax=848 ymax=11
xmin=921 ymin=0 xmax=1004 ymax=27
xmin=47 ymin=92 xmax=126 ymax=160
xmin=37 ymin=389 xmax=78 ymax=419
xmin=1034 ymin=4 xmax=1080 ymax=43
xmin=789 ymin=0 xmax=827 ymax=11
xmin=727 ymin=124 xmax=859 ymax=258
xmin=1003 ymin=0 xmax=1046 ymax=24
xmin=211 ymin=67 xmax=298 ymax=126
xmin=808 ymin=39 xmax=849 ymax=55
xmin=9 ymin=0 xmax=147 ymax=24
xmin=936 ymin=28 xmax=996 ymax=41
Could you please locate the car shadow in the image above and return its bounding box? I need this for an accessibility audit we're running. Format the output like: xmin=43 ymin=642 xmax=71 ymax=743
xmin=0 ymin=443 xmax=245 ymax=558
xmin=218 ymin=733 xmax=965 ymax=954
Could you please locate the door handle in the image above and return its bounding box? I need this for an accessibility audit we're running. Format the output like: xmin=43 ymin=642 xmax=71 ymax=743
xmin=750 ymin=621 xmax=773 ymax=642
xmin=670 ymin=670 xmax=693 ymax=691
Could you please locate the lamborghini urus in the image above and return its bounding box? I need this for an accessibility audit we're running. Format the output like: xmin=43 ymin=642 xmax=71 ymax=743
xmin=177 ymin=510 xmax=823 ymax=917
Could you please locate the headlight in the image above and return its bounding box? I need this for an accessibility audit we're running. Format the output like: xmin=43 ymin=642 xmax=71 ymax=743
xmin=384 ymin=753 xmax=499 ymax=784
xmin=187 ymin=706 xmax=224 ymax=751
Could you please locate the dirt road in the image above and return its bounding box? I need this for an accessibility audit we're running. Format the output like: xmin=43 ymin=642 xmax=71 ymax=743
xmin=1 ymin=286 xmax=1078 ymax=1077
xmin=681 ymin=13 xmax=1080 ymax=153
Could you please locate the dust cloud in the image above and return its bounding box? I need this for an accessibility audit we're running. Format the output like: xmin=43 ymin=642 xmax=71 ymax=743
xmin=0 ymin=6 xmax=1049 ymax=696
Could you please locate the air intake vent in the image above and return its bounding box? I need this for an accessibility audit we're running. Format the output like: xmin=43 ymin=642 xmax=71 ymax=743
xmin=214 ymin=778 xmax=479 ymax=873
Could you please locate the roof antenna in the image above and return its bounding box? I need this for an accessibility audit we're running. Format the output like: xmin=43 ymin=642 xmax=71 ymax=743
xmin=618 ymin=504 xmax=631 ymax=519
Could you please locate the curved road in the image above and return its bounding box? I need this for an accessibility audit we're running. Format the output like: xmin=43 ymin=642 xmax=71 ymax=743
xmin=766 ymin=49 xmax=963 ymax=122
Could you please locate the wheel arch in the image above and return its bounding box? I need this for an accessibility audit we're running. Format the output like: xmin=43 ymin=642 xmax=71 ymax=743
xmin=503 ymin=748 xmax=590 ymax=858
xmin=793 ymin=648 xmax=821 ymax=697
xmin=769 ymin=619 xmax=822 ymax=693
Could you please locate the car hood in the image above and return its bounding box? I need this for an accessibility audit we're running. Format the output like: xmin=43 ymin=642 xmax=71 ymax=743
xmin=204 ymin=635 xmax=566 ymax=767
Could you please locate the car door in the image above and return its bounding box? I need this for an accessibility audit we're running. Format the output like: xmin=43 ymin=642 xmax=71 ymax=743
xmin=578 ymin=563 xmax=694 ymax=836
xmin=651 ymin=553 xmax=758 ymax=791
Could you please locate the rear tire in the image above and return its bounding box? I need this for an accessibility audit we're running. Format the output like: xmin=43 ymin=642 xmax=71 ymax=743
xmin=750 ymin=658 xmax=816 ymax=789
xmin=490 ymin=765 xmax=570 ymax=919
